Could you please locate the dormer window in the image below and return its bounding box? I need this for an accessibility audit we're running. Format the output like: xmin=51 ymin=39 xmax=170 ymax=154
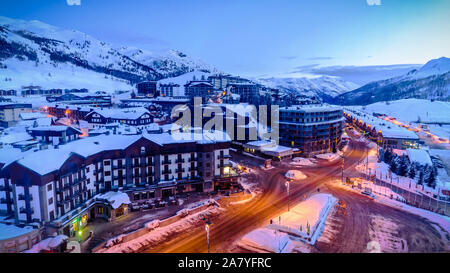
xmin=141 ymin=146 xmax=146 ymax=154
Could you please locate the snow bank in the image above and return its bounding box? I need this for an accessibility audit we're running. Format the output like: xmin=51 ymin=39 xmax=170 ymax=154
xmin=291 ymin=157 xmax=315 ymax=166
xmin=268 ymin=193 xmax=337 ymax=245
xmin=237 ymin=228 xmax=291 ymax=253
xmin=315 ymin=153 xmax=340 ymax=161
xmin=285 ymin=170 xmax=307 ymax=180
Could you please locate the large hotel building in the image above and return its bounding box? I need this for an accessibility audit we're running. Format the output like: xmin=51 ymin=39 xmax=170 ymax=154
xmin=0 ymin=131 xmax=236 ymax=239
xmin=279 ymin=105 xmax=344 ymax=156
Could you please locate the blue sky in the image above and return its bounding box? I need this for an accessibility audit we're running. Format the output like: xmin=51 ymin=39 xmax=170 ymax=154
xmin=1 ymin=0 xmax=449 ymax=77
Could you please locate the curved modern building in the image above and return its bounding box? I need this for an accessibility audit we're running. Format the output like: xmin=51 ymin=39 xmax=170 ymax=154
xmin=279 ymin=104 xmax=344 ymax=156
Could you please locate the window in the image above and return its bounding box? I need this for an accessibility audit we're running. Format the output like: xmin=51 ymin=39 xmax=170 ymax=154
xmin=104 ymin=160 xmax=111 ymax=166
xmin=49 ymin=211 xmax=54 ymax=221
xmin=47 ymin=184 xmax=52 ymax=192
xmin=105 ymin=171 xmax=111 ymax=176
xmin=98 ymin=207 xmax=104 ymax=214
xmin=48 ymin=197 xmax=53 ymax=205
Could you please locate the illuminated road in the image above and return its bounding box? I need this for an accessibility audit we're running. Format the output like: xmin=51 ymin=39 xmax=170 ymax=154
xmin=142 ymin=134 xmax=369 ymax=253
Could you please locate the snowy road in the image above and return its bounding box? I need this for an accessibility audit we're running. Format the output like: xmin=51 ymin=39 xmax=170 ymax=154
xmin=140 ymin=129 xmax=449 ymax=253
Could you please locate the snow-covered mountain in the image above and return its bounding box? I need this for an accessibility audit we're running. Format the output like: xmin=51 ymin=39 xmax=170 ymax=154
xmin=255 ymin=76 xmax=360 ymax=101
xmin=335 ymin=57 xmax=450 ymax=105
xmin=0 ymin=16 xmax=218 ymax=92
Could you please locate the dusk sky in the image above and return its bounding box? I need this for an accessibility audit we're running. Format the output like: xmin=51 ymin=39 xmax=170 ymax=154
xmin=2 ymin=0 xmax=449 ymax=77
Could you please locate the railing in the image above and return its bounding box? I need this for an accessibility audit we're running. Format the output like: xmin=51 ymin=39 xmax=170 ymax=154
xmin=189 ymin=157 xmax=198 ymax=162
xmin=162 ymin=169 xmax=172 ymax=175
xmin=175 ymin=158 xmax=185 ymax=163
xmin=0 ymin=185 xmax=12 ymax=191
xmin=18 ymin=194 xmax=33 ymax=201
xmin=19 ymin=207 xmax=34 ymax=214
xmin=175 ymin=168 xmax=185 ymax=173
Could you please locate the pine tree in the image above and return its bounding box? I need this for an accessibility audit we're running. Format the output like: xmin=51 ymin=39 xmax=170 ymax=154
xmin=418 ymin=170 xmax=424 ymax=185
xmin=408 ymin=165 xmax=416 ymax=179
xmin=426 ymin=168 xmax=436 ymax=189
xmin=398 ymin=156 xmax=408 ymax=177
xmin=390 ymin=157 xmax=398 ymax=174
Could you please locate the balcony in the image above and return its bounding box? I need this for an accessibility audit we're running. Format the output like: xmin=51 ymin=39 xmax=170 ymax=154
xmin=112 ymin=164 xmax=124 ymax=169
xmin=217 ymin=154 xmax=232 ymax=159
xmin=19 ymin=207 xmax=34 ymax=214
xmin=18 ymin=194 xmax=33 ymax=201
xmin=1 ymin=197 xmax=11 ymax=204
xmin=161 ymin=159 xmax=172 ymax=165
xmin=189 ymin=157 xmax=198 ymax=162
xmin=145 ymin=171 xmax=155 ymax=177
xmin=188 ymin=167 xmax=198 ymax=171
xmin=162 ymin=169 xmax=172 ymax=175
xmin=175 ymin=158 xmax=185 ymax=163
xmin=175 ymin=168 xmax=185 ymax=173
xmin=0 ymin=185 xmax=12 ymax=191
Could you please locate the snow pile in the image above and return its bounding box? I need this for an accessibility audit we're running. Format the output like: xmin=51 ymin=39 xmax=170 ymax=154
xmin=268 ymin=193 xmax=338 ymax=245
xmin=291 ymin=157 xmax=315 ymax=166
xmin=237 ymin=228 xmax=291 ymax=253
xmin=285 ymin=170 xmax=307 ymax=180
xmin=315 ymin=153 xmax=340 ymax=161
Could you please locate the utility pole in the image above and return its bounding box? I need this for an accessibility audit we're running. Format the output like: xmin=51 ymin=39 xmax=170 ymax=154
xmin=285 ymin=180 xmax=291 ymax=212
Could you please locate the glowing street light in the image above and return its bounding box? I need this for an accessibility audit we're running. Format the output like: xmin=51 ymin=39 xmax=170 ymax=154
xmin=285 ymin=180 xmax=291 ymax=212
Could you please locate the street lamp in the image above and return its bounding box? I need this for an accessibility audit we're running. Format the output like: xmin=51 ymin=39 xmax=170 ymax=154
xmin=204 ymin=218 xmax=212 ymax=253
xmin=285 ymin=180 xmax=291 ymax=212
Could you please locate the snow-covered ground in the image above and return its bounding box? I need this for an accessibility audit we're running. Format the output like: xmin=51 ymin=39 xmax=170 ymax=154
xmin=97 ymin=206 xmax=222 ymax=253
xmin=268 ymin=193 xmax=337 ymax=245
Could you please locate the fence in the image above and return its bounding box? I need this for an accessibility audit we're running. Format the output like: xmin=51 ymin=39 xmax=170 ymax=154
xmin=360 ymin=173 xmax=450 ymax=217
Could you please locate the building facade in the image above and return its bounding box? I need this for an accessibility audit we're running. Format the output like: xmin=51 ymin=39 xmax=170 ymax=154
xmin=207 ymin=75 xmax=250 ymax=90
xmin=279 ymin=105 xmax=344 ymax=156
xmin=0 ymin=133 xmax=237 ymax=237
xmin=184 ymin=81 xmax=214 ymax=99
xmin=137 ymin=81 xmax=157 ymax=97
xmin=159 ymin=83 xmax=182 ymax=97
xmin=0 ymin=103 xmax=33 ymax=127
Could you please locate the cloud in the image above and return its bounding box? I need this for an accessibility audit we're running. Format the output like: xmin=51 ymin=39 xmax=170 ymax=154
xmin=280 ymin=56 xmax=298 ymax=60
xmin=305 ymin=57 xmax=333 ymax=61
xmin=67 ymin=0 xmax=81 ymax=6
xmin=366 ymin=0 xmax=381 ymax=6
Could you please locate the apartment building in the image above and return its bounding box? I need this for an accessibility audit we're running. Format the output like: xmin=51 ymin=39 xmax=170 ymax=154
xmin=0 ymin=132 xmax=236 ymax=237
xmin=279 ymin=105 xmax=344 ymax=156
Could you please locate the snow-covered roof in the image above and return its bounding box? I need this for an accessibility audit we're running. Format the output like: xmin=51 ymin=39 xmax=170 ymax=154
xmin=407 ymin=149 xmax=432 ymax=166
xmin=0 ymin=132 xmax=32 ymax=145
xmin=12 ymin=131 xmax=231 ymax=175
xmin=19 ymin=112 xmax=47 ymax=120
xmin=0 ymin=223 xmax=35 ymax=240
xmin=29 ymin=125 xmax=80 ymax=133
xmin=280 ymin=104 xmax=343 ymax=113
xmin=345 ymin=109 xmax=419 ymax=140
xmin=88 ymin=107 xmax=151 ymax=120
xmin=97 ymin=191 xmax=131 ymax=209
